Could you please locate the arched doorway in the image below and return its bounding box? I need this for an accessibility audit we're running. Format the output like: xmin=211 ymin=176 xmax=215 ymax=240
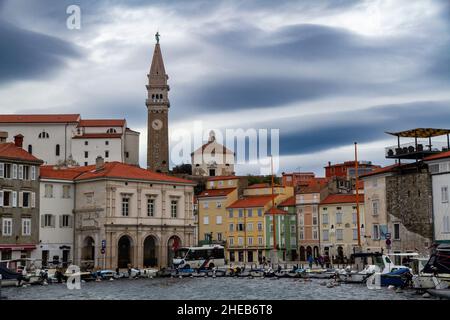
xmin=299 ymin=246 xmax=306 ymax=261
xmin=167 ymin=236 xmax=181 ymax=267
xmin=118 ymin=236 xmax=133 ymax=268
xmin=81 ymin=237 xmax=95 ymax=270
xmin=313 ymin=246 xmax=319 ymax=258
xmin=337 ymin=246 xmax=344 ymax=263
xmin=306 ymin=246 xmax=312 ymax=259
xmin=143 ymin=236 xmax=158 ymax=267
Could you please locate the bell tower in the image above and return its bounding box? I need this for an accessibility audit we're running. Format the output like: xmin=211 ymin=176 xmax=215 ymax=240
xmin=146 ymin=32 xmax=170 ymax=173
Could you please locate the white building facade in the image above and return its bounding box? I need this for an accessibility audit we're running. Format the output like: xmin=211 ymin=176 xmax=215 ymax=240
xmin=32 ymin=166 xmax=80 ymax=267
xmin=426 ymin=153 xmax=450 ymax=244
xmin=0 ymin=115 xmax=139 ymax=167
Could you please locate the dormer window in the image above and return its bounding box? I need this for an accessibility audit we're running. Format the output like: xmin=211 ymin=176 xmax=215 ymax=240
xmin=38 ymin=131 xmax=49 ymax=139
xmin=107 ymin=128 xmax=117 ymax=134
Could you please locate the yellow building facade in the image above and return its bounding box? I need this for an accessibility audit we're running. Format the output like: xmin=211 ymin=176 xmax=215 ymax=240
xmin=197 ymin=176 xmax=240 ymax=245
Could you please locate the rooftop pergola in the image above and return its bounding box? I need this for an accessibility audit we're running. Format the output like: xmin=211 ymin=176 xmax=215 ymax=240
xmin=385 ymin=128 xmax=450 ymax=160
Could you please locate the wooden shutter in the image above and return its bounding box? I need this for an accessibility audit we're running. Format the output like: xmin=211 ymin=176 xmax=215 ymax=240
xmin=0 ymin=163 xmax=3 ymax=178
xmin=51 ymin=215 xmax=56 ymax=228
xmin=41 ymin=215 xmax=45 ymax=227
xmin=31 ymin=192 xmax=35 ymax=208
xmin=18 ymin=165 xmax=23 ymax=180
xmin=0 ymin=191 xmax=3 ymax=207
xmin=69 ymin=215 xmax=73 ymax=228
xmin=31 ymin=166 xmax=36 ymax=180
xmin=59 ymin=215 xmax=63 ymax=228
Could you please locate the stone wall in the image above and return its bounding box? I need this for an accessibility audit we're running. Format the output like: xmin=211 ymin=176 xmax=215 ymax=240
xmin=386 ymin=168 xmax=433 ymax=253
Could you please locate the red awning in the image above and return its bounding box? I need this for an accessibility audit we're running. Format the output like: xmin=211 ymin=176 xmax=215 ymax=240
xmin=0 ymin=244 xmax=36 ymax=251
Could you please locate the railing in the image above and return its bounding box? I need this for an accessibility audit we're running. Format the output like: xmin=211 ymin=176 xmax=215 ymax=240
xmin=385 ymin=141 xmax=449 ymax=157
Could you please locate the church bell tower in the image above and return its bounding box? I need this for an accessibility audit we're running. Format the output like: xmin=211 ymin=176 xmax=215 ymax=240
xmin=146 ymin=32 xmax=170 ymax=173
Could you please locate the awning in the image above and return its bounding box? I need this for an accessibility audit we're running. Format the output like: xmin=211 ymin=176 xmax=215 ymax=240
xmin=386 ymin=128 xmax=450 ymax=138
xmin=0 ymin=244 xmax=36 ymax=251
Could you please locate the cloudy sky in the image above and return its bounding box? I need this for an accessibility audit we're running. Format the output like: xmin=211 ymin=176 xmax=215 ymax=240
xmin=1 ymin=0 xmax=449 ymax=175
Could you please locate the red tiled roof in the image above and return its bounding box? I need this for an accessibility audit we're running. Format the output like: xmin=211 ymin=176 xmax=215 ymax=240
xmin=320 ymin=194 xmax=364 ymax=205
xmin=78 ymin=119 xmax=126 ymax=127
xmin=40 ymin=165 xmax=95 ymax=180
xmin=227 ymin=195 xmax=274 ymax=208
xmin=72 ymin=133 xmax=122 ymax=139
xmin=198 ymin=188 xmax=236 ymax=198
xmin=278 ymin=196 xmax=295 ymax=207
xmin=424 ymin=150 xmax=450 ymax=161
xmin=0 ymin=114 xmax=80 ymax=123
xmin=75 ymin=162 xmax=195 ymax=184
xmin=247 ymin=183 xmax=282 ymax=189
xmin=298 ymin=177 xmax=329 ymax=193
xmin=359 ymin=164 xmax=401 ymax=178
xmin=265 ymin=207 xmax=287 ymax=215
xmin=207 ymin=175 xmax=240 ymax=181
xmin=0 ymin=143 xmax=42 ymax=163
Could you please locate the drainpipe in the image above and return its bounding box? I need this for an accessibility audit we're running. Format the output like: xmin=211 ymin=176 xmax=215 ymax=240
xmin=65 ymin=123 xmax=68 ymax=162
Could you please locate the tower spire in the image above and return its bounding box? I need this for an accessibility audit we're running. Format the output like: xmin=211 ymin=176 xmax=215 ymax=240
xmin=146 ymin=34 xmax=170 ymax=173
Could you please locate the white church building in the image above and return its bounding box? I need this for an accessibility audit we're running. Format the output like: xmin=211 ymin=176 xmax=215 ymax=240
xmin=0 ymin=114 xmax=139 ymax=167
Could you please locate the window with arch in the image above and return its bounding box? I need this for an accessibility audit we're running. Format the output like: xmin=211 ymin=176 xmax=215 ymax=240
xmin=107 ymin=128 xmax=117 ymax=134
xmin=55 ymin=144 xmax=60 ymax=156
xmin=38 ymin=131 xmax=49 ymax=139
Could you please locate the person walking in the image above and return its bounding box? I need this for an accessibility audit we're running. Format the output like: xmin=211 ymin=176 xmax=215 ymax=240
xmin=307 ymin=255 xmax=314 ymax=269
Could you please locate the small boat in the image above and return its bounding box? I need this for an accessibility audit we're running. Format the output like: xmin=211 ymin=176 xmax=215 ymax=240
xmin=305 ymin=269 xmax=334 ymax=279
xmin=249 ymin=269 xmax=264 ymax=277
xmin=380 ymin=268 xmax=412 ymax=288
xmin=141 ymin=268 xmax=158 ymax=278
xmin=427 ymin=288 xmax=450 ymax=300
xmin=95 ymin=270 xmax=116 ymax=280
xmin=0 ymin=264 xmax=20 ymax=287
xmin=214 ymin=269 xmax=227 ymax=277
xmin=192 ymin=271 xmax=207 ymax=277
xmin=157 ymin=269 xmax=173 ymax=277
xmin=342 ymin=252 xmax=411 ymax=285
xmin=413 ymin=244 xmax=450 ymax=290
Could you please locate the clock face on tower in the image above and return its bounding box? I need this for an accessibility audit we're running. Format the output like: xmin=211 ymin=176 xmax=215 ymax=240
xmin=152 ymin=119 xmax=163 ymax=130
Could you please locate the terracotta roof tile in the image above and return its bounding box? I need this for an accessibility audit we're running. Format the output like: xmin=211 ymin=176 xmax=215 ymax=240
xmin=278 ymin=196 xmax=295 ymax=207
xmin=75 ymin=162 xmax=195 ymax=184
xmin=298 ymin=177 xmax=329 ymax=193
xmin=198 ymin=188 xmax=236 ymax=198
xmin=359 ymin=164 xmax=401 ymax=178
xmin=320 ymin=194 xmax=364 ymax=205
xmin=265 ymin=207 xmax=287 ymax=215
xmin=78 ymin=119 xmax=126 ymax=127
xmin=424 ymin=150 xmax=450 ymax=161
xmin=227 ymin=195 xmax=274 ymax=208
xmin=0 ymin=143 xmax=42 ymax=163
xmin=0 ymin=114 xmax=80 ymax=123
xmin=40 ymin=165 xmax=95 ymax=180
xmin=247 ymin=183 xmax=282 ymax=189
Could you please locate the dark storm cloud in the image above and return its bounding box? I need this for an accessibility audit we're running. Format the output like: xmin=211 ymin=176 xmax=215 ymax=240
xmin=176 ymin=21 xmax=449 ymax=115
xmin=0 ymin=21 xmax=81 ymax=83
xmin=278 ymin=100 xmax=450 ymax=156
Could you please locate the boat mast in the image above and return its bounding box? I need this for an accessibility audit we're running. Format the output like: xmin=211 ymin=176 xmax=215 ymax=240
xmin=354 ymin=142 xmax=361 ymax=247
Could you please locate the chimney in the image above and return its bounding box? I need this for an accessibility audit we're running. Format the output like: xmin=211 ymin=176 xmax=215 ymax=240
xmin=95 ymin=156 xmax=105 ymax=170
xmin=0 ymin=131 xmax=8 ymax=143
xmin=14 ymin=134 xmax=24 ymax=148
